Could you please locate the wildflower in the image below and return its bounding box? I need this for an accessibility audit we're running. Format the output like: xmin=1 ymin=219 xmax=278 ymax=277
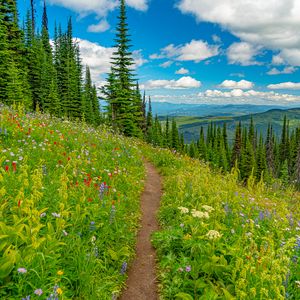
xmin=202 ymin=205 xmax=214 ymax=212
xmin=62 ymin=230 xmax=68 ymax=236
xmin=17 ymin=268 xmax=27 ymax=274
xmin=180 ymin=223 xmax=185 ymax=228
xmin=191 ymin=209 xmax=209 ymax=219
xmin=178 ymin=267 xmax=183 ymax=272
xmin=5 ymin=165 xmax=9 ymax=172
xmin=40 ymin=212 xmax=47 ymax=218
xmin=91 ymin=236 xmax=96 ymax=243
xmin=120 ymin=262 xmax=127 ymax=275
xmin=57 ymin=270 xmax=64 ymax=276
xmin=178 ymin=206 xmax=189 ymax=214
xmin=12 ymin=161 xmax=17 ymax=172
xmin=295 ymin=281 xmax=300 ymax=288
xmin=206 ymin=230 xmax=222 ymax=240
xmin=34 ymin=289 xmax=43 ymax=296
xmin=185 ymin=266 xmax=191 ymax=272
xmin=90 ymin=221 xmax=96 ymax=231
xmin=22 ymin=296 xmax=30 ymax=300
xmin=52 ymin=212 xmax=61 ymax=218
xmin=56 ymin=288 xmax=63 ymax=295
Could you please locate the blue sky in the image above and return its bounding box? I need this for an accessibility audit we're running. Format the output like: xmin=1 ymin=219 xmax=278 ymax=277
xmin=18 ymin=0 xmax=300 ymax=106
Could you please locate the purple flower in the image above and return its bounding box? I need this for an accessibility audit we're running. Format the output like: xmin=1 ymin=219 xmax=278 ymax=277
xmin=18 ymin=268 xmax=27 ymax=274
xmin=259 ymin=211 xmax=264 ymax=221
xmin=34 ymin=289 xmax=43 ymax=296
xmin=120 ymin=262 xmax=127 ymax=275
xmin=185 ymin=265 xmax=191 ymax=272
xmin=22 ymin=296 xmax=30 ymax=300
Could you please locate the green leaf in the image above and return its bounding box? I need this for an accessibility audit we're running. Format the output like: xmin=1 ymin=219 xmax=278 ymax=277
xmin=175 ymin=292 xmax=194 ymax=300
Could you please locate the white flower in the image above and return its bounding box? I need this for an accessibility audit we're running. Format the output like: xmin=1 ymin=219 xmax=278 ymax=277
xmin=191 ymin=209 xmax=209 ymax=219
xmin=178 ymin=207 xmax=189 ymax=214
xmin=295 ymin=281 xmax=300 ymax=288
xmin=202 ymin=205 xmax=214 ymax=213
xmin=206 ymin=230 xmax=222 ymax=240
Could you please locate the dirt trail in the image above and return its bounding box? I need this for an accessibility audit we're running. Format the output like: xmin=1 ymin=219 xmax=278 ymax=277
xmin=120 ymin=162 xmax=162 ymax=300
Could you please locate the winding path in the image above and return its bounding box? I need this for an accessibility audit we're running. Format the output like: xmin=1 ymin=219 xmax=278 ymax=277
xmin=120 ymin=162 xmax=162 ymax=300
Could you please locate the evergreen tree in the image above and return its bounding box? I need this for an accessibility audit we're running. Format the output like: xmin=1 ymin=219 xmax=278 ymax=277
xmin=103 ymin=0 xmax=142 ymax=136
xmin=231 ymin=122 xmax=242 ymax=167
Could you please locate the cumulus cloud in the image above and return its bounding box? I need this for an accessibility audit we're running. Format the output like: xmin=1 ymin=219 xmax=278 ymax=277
xmin=88 ymin=19 xmax=110 ymax=33
xmin=267 ymin=82 xmax=300 ymax=90
xmin=177 ymin=0 xmax=300 ymax=66
xmin=175 ymin=67 xmax=189 ymax=75
xmin=219 ymin=80 xmax=254 ymax=90
xmin=77 ymin=39 xmax=146 ymax=87
xmin=227 ymin=42 xmax=262 ymax=66
xmin=49 ymin=0 xmax=148 ymax=17
xmin=150 ymin=90 xmax=300 ymax=105
xmin=150 ymin=39 xmax=219 ymax=63
xmin=142 ymin=76 xmax=201 ymax=89
xmin=267 ymin=66 xmax=297 ymax=75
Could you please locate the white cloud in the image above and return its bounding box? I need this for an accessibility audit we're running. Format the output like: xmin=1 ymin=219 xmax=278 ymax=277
xmin=132 ymin=49 xmax=148 ymax=68
xmin=177 ymin=0 xmax=300 ymax=50
xmin=203 ymin=89 xmax=300 ymax=103
xmin=267 ymin=66 xmax=297 ymax=75
xmin=49 ymin=0 xmax=148 ymax=17
xmin=176 ymin=67 xmax=189 ymax=75
xmin=150 ymin=90 xmax=300 ymax=105
xmin=272 ymin=54 xmax=285 ymax=65
xmin=212 ymin=35 xmax=221 ymax=43
xmin=267 ymin=82 xmax=300 ymax=90
xmin=77 ymin=38 xmax=114 ymax=83
xmin=227 ymin=42 xmax=262 ymax=66
xmin=77 ymin=39 xmax=146 ymax=87
xmin=177 ymin=0 xmax=300 ymax=66
xmin=88 ymin=19 xmax=110 ymax=33
xmin=159 ymin=61 xmax=173 ymax=68
xmin=219 ymin=80 xmax=254 ymax=90
xmin=150 ymin=39 xmax=219 ymax=63
xmin=142 ymin=76 xmax=201 ymax=89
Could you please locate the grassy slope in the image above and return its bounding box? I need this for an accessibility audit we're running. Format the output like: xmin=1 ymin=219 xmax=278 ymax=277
xmin=168 ymin=108 xmax=300 ymax=143
xmin=142 ymin=145 xmax=300 ymax=299
xmin=0 ymin=107 xmax=145 ymax=299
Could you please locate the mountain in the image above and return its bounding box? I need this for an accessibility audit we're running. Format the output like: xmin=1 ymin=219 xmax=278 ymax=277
xmin=151 ymin=102 xmax=288 ymax=117
xmin=165 ymin=107 xmax=300 ymax=143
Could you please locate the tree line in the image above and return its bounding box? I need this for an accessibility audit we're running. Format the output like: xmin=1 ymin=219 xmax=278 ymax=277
xmin=0 ymin=0 xmax=100 ymax=125
xmin=148 ymin=114 xmax=300 ymax=188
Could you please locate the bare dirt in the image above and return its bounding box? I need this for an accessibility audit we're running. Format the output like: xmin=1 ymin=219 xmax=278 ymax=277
xmin=120 ymin=162 xmax=162 ymax=300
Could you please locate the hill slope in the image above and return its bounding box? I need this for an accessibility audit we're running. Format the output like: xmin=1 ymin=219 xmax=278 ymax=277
xmin=0 ymin=106 xmax=144 ymax=299
xmin=169 ymin=107 xmax=300 ymax=142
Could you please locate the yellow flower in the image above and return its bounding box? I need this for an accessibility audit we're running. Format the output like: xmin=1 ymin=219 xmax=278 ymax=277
xmin=57 ymin=270 xmax=64 ymax=276
xmin=57 ymin=288 xmax=63 ymax=295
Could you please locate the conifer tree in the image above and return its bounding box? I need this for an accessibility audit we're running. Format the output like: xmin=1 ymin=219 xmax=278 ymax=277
xmin=231 ymin=122 xmax=242 ymax=167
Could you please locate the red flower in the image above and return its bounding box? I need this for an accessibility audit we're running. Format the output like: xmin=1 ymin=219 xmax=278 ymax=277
xmin=5 ymin=165 xmax=9 ymax=172
xmin=12 ymin=162 xmax=17 ymax=172
xmin=18 ymin=200 xmax=21 ymax=207
xmin=88 ymin=198 xmax=93 ymax=202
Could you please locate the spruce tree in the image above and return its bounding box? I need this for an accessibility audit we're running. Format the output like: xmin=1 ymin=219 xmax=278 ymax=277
xmin=103 ymin=0 xmax=142 ymax=136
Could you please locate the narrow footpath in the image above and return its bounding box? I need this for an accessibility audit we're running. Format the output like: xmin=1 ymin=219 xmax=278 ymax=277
xmin=120 ymin=162 xmax=162 ymax=300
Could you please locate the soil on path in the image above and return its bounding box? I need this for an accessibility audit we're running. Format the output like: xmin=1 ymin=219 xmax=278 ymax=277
xmin=120 ymin=162 xmax=162 ymax=300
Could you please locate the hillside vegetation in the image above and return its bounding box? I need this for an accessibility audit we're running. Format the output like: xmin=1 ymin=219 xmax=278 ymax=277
xmin=171 ymin=108 xmax=300 ymax=142
xmin=142 ymin=145 xmax=300 ymax=299
xmin=0 ymin=106 xmax=144 ymax=299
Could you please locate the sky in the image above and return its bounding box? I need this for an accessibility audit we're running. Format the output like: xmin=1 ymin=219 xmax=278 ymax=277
xmin=18 ymin=0 xmax=300 ymax=106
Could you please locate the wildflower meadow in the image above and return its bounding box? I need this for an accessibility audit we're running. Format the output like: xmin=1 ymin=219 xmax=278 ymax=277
xmin=142 ymin=146 xmax=300 ymax=299
xmin=0 ymin=106 xmax=145 ymax=299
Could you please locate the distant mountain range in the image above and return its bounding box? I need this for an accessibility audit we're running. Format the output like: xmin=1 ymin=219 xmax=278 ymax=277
xmin=158 ymin=107 xmax=300 ymax=143
xmin=151 ymin=102 xmax=289 ymax=117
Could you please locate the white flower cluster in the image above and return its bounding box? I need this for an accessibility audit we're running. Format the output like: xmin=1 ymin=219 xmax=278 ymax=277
xmin=202 ymin=205 xmax=215 ymax=213
xmin=191 ymin=209 xmax=209 ymax=219
xmin=206 ymin=230 xmax=222 ymax=240
xmin=178 ymin=206 xmax=189 ymax=214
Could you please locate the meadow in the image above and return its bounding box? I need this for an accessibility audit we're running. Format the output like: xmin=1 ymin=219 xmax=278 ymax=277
xmin=142 ymin=146 xmax=300 ymax=299
xmin=0 ymin=105 xmax=145 ymax=299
